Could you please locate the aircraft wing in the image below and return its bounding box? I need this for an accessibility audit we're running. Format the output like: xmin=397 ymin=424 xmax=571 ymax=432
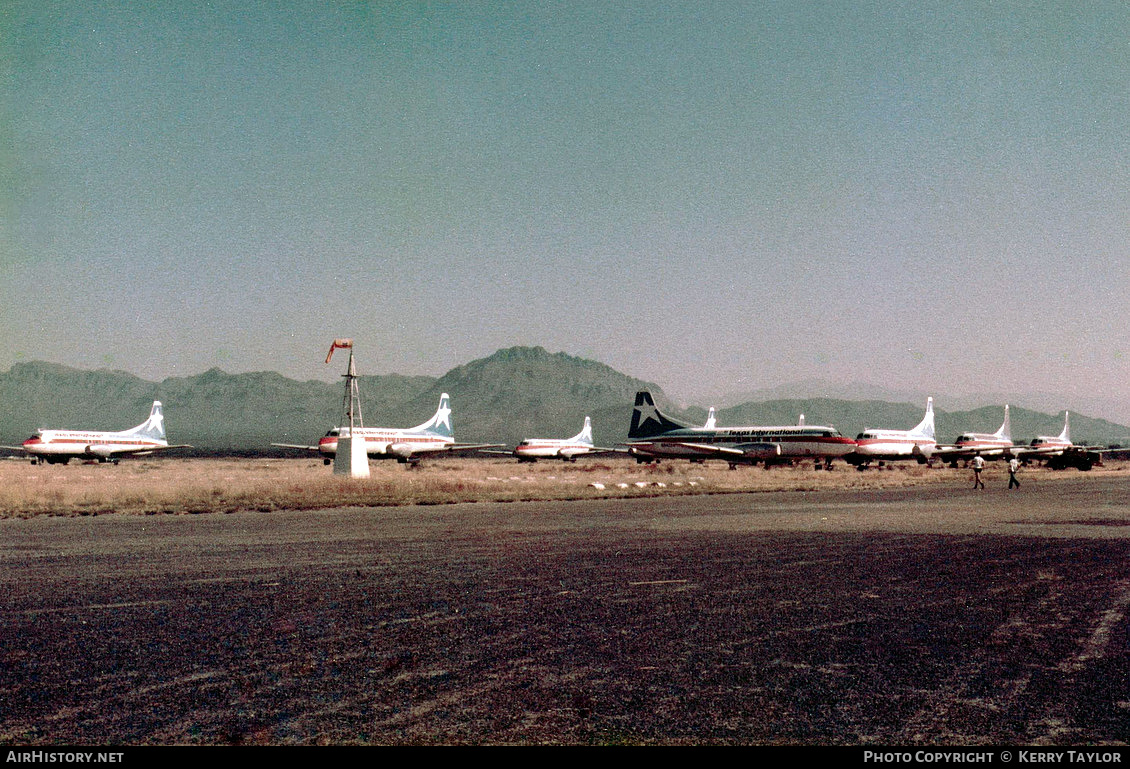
xmin=558 ymin=446 xmax=618 ymax=459
xmin=933 ymin=445 xmax=1014 ymax=460
xmin=89 ymin=444 xmax=193 ymax=458
xmin=0 ymin=445 xmax=29 ymax=453
xmin=1012 ymin=445 xmax=1067 ymax=458
xmin=674 ymin=442 xmax=783 ymax=460
xmin=677 ymin=442 xmax=745 ymax=456
xmin=409 ymin=443 xmax=507 ymax=456
xmin=271 ymin=442 xmax=322 ymax=452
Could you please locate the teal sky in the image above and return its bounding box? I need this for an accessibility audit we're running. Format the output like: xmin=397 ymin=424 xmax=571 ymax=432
xmin=4 ymin=1 xmax=1130 ymax=411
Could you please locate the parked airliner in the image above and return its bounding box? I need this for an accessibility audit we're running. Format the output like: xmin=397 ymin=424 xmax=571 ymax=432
xmin=1029 ymin=412 xmax=1073 ymax=454
xmin=935 ymin=405 xmax=1018 ymax=465
xmin=490 ymin=416 xmax=614 ymax=462
xmin=1 ymin=401 xmax=190 ymax=465
xmin=273 ymin=393 xmax=500 ymax=464
xmin=846 ymin=398 xmax=936 ymax=469
xmin=623 ymin=391 xmax=856 ymax=469
xmin=1022 ymin=412 xmax=1107 ymax=470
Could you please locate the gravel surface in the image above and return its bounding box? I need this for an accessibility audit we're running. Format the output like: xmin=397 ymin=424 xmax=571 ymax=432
xmin=2 ymin=477 xmax=1130 ymax=744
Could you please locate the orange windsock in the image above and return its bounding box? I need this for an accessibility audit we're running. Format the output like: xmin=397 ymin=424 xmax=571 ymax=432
xmin=325 ymin=338 xmax=354 ymax=364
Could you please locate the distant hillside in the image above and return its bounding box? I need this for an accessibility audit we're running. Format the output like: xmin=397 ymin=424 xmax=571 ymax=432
xmin=0 ymin=362 xmax=437 ymax=452
xmin=0 ymin=348 xmax=664 ymax=451
xmin=2 ymin=352 xmax=1126 ymax=453
xmin=384 ymin=346 xmax=668 ymax=447
xmin=0 ymin=362 xmax=158 ymax=436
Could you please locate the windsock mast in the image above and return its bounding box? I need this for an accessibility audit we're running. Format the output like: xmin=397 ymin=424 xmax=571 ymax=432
xmin=327 ymin=339 xmax=363 ymax=431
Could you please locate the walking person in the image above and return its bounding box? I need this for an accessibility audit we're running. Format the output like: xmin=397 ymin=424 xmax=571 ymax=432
xmin=972 ymin=454 xmax=985 ymax=489
xmin=1008 ymin=456 xmax=1021 ymax=489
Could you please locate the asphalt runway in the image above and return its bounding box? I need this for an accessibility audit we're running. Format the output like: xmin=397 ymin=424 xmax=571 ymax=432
xmin=2 ymin=476 xmax=1130 ymax=745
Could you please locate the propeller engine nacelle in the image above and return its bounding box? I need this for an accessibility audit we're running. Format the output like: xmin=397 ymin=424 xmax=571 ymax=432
xmin=387 ymin=443 xmax=415 ymax=460
xmin=739 ymin=443 xmax=782 ymax=460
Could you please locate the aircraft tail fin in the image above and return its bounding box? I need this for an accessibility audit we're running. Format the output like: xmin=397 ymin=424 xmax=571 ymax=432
xmin=569 ymin=416 xmax=594 ymax=446
xmin=1059 ymin=411 xmax=1071 ymax=443
xmin=994 ymin=404 xmax=1011 ymax=442
xmin=704 ymin=407 xmax=717 ymax=429
xmin=122 ymin=401 xmax=167 ymax=442
xmin=410 ymin=393 xmax=454 ymax=438
xmin=629 ymin=391 xmax=692 ymax=439
xmin=910 ymin=397 xmax=936 ymax=440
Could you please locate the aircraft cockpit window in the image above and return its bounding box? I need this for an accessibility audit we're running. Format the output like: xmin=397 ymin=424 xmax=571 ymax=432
xmin=326 ymin=429 xmax=340 ymax=437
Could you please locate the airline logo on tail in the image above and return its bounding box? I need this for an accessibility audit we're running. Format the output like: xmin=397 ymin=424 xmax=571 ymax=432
xmin=410 ymin=393 xmax=453 ymax=439
xmin=572 ymin=416 xmax=594 ymax=446
xmin=125 ymin=401 xmax=167 ymax=442
xmin=629 ymin=391 xmax=692 ymax=439
xmin=911 ymin=397 xmax=936 ymax=441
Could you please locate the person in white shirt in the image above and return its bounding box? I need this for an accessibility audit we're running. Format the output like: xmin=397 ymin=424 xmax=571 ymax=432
xmin=972 ymin=454 xmax=986 ymax=489
xmin=1008 ymin=457 xmax=1021 ymax=489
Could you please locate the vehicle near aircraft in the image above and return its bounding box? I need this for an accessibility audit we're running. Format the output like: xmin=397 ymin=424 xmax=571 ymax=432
xmin=273 ymin=392 xmax=501 ymax=465
xmin=846 ymin=398 xmax=936 ymax=469
xmin=1 ymin=401 xmax=190 ymax=465
xmin=622 ymin=391 xmax=856 ymax=469
xmin=1025 ymin=412 xmax=1104 ymax=470
xmin=1029 ymin=411 xmax=1073 ymax=455
xmin=489 ymin=416 xmax=615 ymax=462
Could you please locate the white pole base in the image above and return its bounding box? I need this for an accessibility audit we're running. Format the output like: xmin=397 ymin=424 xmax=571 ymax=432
xmin=333 ymin=435 xmax=370 ymax=478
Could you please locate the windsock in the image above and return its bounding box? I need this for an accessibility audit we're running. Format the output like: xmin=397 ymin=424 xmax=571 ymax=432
xmin=325 ymin=338 xmax=354 ymax=364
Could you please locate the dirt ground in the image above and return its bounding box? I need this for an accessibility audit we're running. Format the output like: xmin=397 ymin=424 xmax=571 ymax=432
xmin=2 ymin=475 xmax=1130 ymax=744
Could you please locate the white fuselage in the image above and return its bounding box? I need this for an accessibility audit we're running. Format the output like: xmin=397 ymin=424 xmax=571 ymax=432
xmin=1028 ymin=436 xmax=1072 ymax=456
xmin=513 ymin=438 xmax=595 ymax=461
xmin=318 ymin=427 xmax=453 ymax=459
xmin=853 ymin=429 xmax=936 ymax=459
xmin=22 ymin=430 xmax=167 ymax=460
xmin=952 ymin=433 xmax=1015 ymax=458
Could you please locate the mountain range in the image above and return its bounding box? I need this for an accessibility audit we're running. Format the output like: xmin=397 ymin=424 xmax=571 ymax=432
xmin=2 ymin=347 xmax=1128 ymax=454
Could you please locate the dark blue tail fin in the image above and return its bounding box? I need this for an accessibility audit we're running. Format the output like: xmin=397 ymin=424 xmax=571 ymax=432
xmin=629 ymin=391 xmax=691 ymax=439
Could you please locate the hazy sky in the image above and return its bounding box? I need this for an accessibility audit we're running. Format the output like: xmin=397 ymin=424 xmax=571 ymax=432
xmin=4 ymin=1 xmax=1130 ymax=407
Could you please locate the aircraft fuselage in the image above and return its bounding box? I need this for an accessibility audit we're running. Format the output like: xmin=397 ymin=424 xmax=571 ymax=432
xmin=625 ymin=426 xmax=856 ymax=462
xmin=20 ymin=435 xmax=164 ymax=464
xmin=317 ymin=428 xmax=453 ymax=460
